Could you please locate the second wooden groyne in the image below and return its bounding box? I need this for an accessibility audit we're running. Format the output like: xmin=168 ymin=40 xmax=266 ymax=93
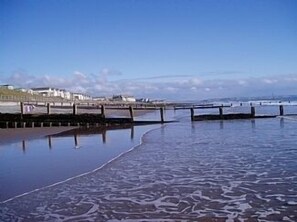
xmin=189 ymin=104 xmax=291 ymax=121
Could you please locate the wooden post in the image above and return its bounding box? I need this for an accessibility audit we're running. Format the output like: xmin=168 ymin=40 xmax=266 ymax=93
xmin=32 ymin=122 xmax=35 ymax=128
xmin=101 ymin=105 xmax=105 ymax=118
xmin=251 ymin=106 xmax=256 ymax=117
xmin=219 ymin=107 xmax=223 ymax=119
xmin=73 ymin=104 xmax=77 ymax=115
xmin=6 ymin=121 xmax=8 ymax=128
xmin=190 ymin=108 xmax=194 ymax=121
xmin=129 ymin=106 xmax=134 ymax=121
xmin=47 ymin=103 xmax=51 ymax=115
xmin=20 ymin=102 xmax=24 ymax=119
xmin=14 ymin=122 xmax=17 ymax=128
xmin=41 ymin=122 xmax=44 ymax=127
xmin=160 ymin=107 xmax=164 ymax=123
xmin=279 ymin=105 xmax=284 ymax=116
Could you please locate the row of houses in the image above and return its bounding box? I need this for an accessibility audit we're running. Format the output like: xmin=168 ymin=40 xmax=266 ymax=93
xmin=31 ymin=87 xmax=92 ymax=100
xmin=0 ymin=85 xmax=93 ymax=101
xmin=0 ymin=84 xmax=145 ymax=102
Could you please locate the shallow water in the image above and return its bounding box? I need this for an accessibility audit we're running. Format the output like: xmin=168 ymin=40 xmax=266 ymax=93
xmin=0 ymin=124 xmax=161 ymax=202
xmin=1 ymin=115 xmax=297 ymax=221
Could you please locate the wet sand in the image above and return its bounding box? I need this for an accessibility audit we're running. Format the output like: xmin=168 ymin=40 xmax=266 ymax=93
xmin=0 ymin=127 xmax=77 ymax=145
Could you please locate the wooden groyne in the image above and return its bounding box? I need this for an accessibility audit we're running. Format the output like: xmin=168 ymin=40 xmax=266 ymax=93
xmin=190 ymin=105 xmax=288 ymax=121
xmin=0 ymin=103 xmax=171 ymax=129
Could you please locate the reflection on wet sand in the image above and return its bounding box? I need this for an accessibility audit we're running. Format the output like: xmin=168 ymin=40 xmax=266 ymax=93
xmin=0 ymin=124 xmax=157 ymax=203
xmin=21 ymin=140 xmax=25 ymax=153
xmin=18 ymin=125 xmax=136 ymax=151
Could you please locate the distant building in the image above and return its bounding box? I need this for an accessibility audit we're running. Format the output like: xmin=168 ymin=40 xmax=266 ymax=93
xmin=31 ymin=87 xmax=73 ymax=99
xmin=151 ymin=100 xmax=165 ymax=104
xmin=31 ymin=87 xmax=61 ymax=97
xmin=62 ymin=90 xmax=72 ymax=100
xmin=26 ymin=89 xmax=34 ymax=95
xmin=72 ymin=92 xmax=92 ymax=101
xmin=112 ymin=95 xmax=136 ymax=102
xmin=15 ymin=88 xmax=27 ymax=92
xmin=15 ymin=88 xmax=34 ymax=95
xmin=136 ymin=98 xmax=151 ymax=103
xmin=0 ymin=84 xmax=14 ymax=90
xmin=31 ymin=87 xmax=93 ymax=100
xmin=93 ymin=96 xmax=108 ymax=101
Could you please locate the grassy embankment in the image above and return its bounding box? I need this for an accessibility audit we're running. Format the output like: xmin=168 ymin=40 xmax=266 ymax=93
xmin=0 ymin=88 xmax=62 ymax=102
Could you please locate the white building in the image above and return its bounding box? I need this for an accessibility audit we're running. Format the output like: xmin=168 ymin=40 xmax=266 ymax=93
xmin=112 ymin=95 xmax=136 ymax=102
xmin=72 ymin=93 xmax=92 ymax=101
xmin=30 ymin=87 xmax=93 ymax=100
xmin=15 ymin=88 xmax=34 ymax=95
xmin=31 ymin=87 xmax=60 ymax=97
xmin=0 ymin=84 xmax=14 ymax=90
xmin=93 ymin=96 xmax=108 ymax=101
xmin=137 ymin=98 xmax=151 ymax=103
xmin=31 ymin=87 xmax=73 ymax=99
xmin=62 ymin=90 xmax=72 ymax=100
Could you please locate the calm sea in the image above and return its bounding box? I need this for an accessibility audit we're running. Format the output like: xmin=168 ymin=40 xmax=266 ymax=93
xmin=1 ymin=106 xmax=297 ymax=221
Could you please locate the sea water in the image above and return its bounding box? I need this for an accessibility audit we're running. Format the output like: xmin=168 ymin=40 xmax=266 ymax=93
xmin=0 ymin=109 xmax=297 ymax=221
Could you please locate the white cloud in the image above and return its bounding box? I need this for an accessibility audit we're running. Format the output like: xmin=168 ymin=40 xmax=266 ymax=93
xmin=2 ymin=70 xmax=297 ymax=100
xmin=165 ymin=87 xmax=178 ymax=92
xmin=263 ymin=79 xmax=278 ymax=84
xmin=189 ymin=78 xmax=202 ymax=86
xmin=238 ymin=80 xmax=247 ymax=86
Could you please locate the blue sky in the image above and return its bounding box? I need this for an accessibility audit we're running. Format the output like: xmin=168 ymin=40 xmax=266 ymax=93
xmin=1 ymin=0 xmax=297 ymax=100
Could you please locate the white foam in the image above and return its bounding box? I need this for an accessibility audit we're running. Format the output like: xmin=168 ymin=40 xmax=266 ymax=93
xmin=283 ymin=216 xmax=295 ymax=222
xmin=287 ymin=201 xmax=297 ymax=205
xmin=257 ymin=208 xmax=281 ymax=218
